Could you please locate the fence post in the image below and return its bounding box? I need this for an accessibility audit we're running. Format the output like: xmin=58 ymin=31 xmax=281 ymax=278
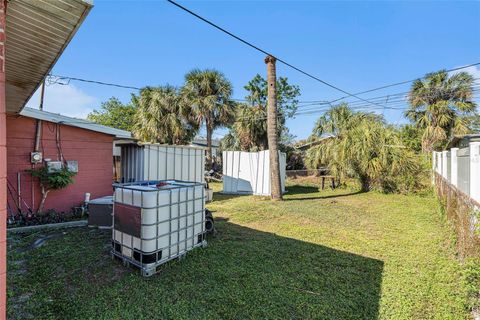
xmin=470 ymin=142 xmax=480 ymax=202
xmin=432 ymin=151 xmax=437 ymax=184
xmin=442 ymin=151 xmax=448 ymax=179
xmin=437 ymin=152 xmax=442 ymax=174
xmin=451 ymin=148 xmax=458 ymax=187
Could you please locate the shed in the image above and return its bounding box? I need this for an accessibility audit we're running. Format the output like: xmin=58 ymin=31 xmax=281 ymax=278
xmin=190 ymin=136 xmax=221 ymax=158
xmin=6 ymin=108 xmax=131 ymax=214
xmin=118 ymin=142 xmax=206 ymax=184
xmin=222 ymin=150 xmax=286 ymax=196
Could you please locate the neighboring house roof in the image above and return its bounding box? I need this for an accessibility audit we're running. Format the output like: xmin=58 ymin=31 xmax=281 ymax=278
xmin=446 ymin=134 xmax=480 ymax=149
xmin=20 ymin=107 xmax=132 ymax=139
xmin=6 ymin=0 xmax=93 ymax=114
xmin=191 ymin=136 xmax=221 ymax=148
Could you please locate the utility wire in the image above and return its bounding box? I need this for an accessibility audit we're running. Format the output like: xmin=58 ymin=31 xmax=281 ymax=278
xmin=37 ymin=83 xmax=479 ymax=125
xmin=47 ymin=73 xmax=480 ymax=110
xmin=233 ymin=89 xmax=480 ymax=122
xmin=49 ymin=75 xmax=142 ymax=90
xmin=166 ymin=0 xmax=480 ymax=109
xmin=166 ymin=0 xmax=384 ymax=108
xmin=39 ymin=88 xmax=480 ymax=125
xmin=327 ymin=62 xmax=480 ymax=104
xmin=296 ymin=81 xmax=480 ymax=111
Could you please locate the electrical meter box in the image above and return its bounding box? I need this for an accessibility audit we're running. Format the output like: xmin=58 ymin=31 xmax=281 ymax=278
xmin=46 ymin=161 xmax=63 ymax=173
xmin=66 ymin=160 xmax=79 ymax=173
xmin=30 ymin=152 xmax=42 ymax=164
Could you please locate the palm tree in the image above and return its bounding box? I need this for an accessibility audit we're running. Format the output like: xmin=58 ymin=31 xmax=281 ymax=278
xmin=312 ymin=103 xmax=385 ymax=137
xmin=265 ymin=55 xmax=282 ymax=200
xmin=406 ymin=70 xmax=476 ymax=153
xmin=313 ymin=103 xmax=365 ymax=137
xmin=133 ymin=86 xmax=198 ymax=144
xmin=307 ymin=104 xmax=419 ymax=192
xmin=233 ymin=104 xmax=268 ymax=151
xmin=182 ymin=69 xmax=235 ymax=168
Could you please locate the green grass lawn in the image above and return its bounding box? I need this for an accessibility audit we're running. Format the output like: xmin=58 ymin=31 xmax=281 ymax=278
xmin=7 ymin=180 xmax=471 ymax=319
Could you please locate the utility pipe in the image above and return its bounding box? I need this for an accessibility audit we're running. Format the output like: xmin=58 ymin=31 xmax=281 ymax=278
xmin=32 ymin=79 xmax=46 ymax=212
xmin=34 ymin=79 xmax=46 ymax=152
xmin=16 ymin=172 xmax=21 ymax=212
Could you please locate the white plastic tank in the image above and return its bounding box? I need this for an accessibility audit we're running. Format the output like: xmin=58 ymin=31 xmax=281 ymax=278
xmin=119 ymin=143 xmax=205 ymax=183
xmin=112 ymin=180 xmax=206 ymax=276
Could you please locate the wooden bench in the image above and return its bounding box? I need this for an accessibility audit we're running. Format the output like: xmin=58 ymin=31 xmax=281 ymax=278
xmin=320 ymin=175 xmax=336 ymax=190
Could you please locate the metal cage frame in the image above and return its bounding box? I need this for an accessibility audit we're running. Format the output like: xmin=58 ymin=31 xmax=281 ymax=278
xmin=111 ymin=180 xmax=206 ymax=276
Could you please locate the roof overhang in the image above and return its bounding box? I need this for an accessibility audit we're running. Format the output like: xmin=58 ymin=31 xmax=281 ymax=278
xmin=5 ymin=0 xmax=93 ymax=114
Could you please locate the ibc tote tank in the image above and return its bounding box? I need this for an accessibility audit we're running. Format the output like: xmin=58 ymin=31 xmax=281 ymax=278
xmin=112 ymin=180 xmax=206 ymax=276
xmin=119 ymin=143 xmax=205 ymax=184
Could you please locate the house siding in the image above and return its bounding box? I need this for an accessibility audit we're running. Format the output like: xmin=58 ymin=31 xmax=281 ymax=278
xmin=6 ymin=115 xmax=114 ymax=214
xmin=0 ymin=1 xmax=7 ymax=317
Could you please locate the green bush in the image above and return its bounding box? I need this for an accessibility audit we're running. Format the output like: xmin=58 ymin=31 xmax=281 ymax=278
xmin=305 ymin=104 xmax=427 ymax=193
xmin=464 ymin=258 xmax=480 ymax=312
xmin=29 ymin=166 xmax=76 ymax=213
xmin=30 ymin=166 xmax=76 ymax=190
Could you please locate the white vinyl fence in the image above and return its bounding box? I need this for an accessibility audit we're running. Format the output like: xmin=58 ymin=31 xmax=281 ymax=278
xmin=433 ymin=141 xmax=480 ymax=202
xmin=222 ymin=150 xmax=286 ymax=196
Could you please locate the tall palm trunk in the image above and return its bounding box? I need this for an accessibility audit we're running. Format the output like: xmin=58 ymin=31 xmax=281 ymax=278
xmin=422 ymin=138 xmax=434 ymax=154
xmin=422 ymin=114 xmax=438 ymax=153
xmin=265 ymin=55 xmax=282 ymax=200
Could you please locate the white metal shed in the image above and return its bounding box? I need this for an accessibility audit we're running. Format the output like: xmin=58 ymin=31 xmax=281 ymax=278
xmin=119 ymin=143 xmax=205 ymax=183
xmin=222 ymin=150 xmax=286 ymax=196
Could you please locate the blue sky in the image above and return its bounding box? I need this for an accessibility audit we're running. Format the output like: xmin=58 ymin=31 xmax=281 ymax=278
xmin=27 ymin=0 xmax=480 ymax=140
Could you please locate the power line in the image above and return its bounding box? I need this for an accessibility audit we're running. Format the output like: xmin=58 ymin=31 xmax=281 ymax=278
xmin=48 ymin=75 xmax=142 ymax=91
xmin=295 ymin=81 xmax=480 ymax=112
xmin=166 ymin=0 xmax=383 ymax=108
xmin=40 ymin=76 xmax=479 ymax=124
xmin=37 ymin=90 xmax=480 ymax=129
xmin=327 ymin=62 xmax=480 ymax=104
xmin=232 ymin=89 xmax=480 ymax=122
xmin=47 ymin=73 xmax=480 ymax=110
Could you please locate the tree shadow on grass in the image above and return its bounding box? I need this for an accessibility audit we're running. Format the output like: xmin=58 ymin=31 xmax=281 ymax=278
xmin=212 ymin=185 xmax=365 ymax=203
xmin=193 ymin=220 xmax=384 ymax=319
xmin=286 ymin=184 xmax=320 ymax=195
xmin=284 ymin=189 xmax=365 ymax=201
xmin=7 ymin=222 xmax=384 ymax=319
xmin=212 ymin=192 xmax=251 ymax=202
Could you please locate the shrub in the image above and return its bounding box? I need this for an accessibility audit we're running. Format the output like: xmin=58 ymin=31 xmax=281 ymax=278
xmin=305 ymin=104 xmax=427 ymax=193
xmin=30 ymin=166 xmax=76 ymax=213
